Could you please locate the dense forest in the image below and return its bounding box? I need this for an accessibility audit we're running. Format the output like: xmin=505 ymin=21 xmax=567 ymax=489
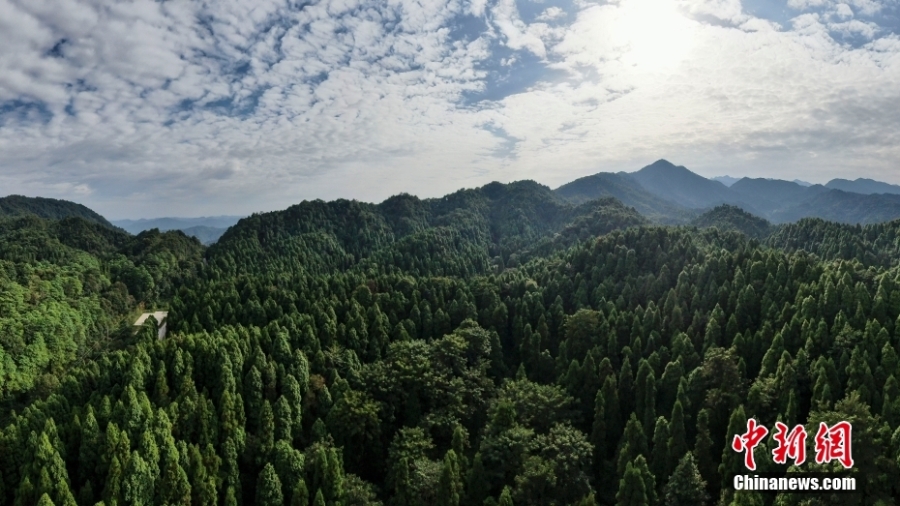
xmin=1 ymin=185 xmax=900 ymax=506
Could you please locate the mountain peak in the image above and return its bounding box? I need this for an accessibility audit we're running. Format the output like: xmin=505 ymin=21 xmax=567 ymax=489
xmin=628 ymin=160 xmax=736 ymax=209
xmin=646 ymin=159 xmax=678 ymax=169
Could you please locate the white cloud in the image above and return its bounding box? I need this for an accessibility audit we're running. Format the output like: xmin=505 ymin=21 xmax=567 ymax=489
xmin=490 ymin=0 xmax=548 ymax=58
xmin=536 ymin=6 xmax=566 ymax=21
xmin=833 ymin=3 xmax=854 ymax=18
xmin=2 ymin=0 xmax=900 ymax=217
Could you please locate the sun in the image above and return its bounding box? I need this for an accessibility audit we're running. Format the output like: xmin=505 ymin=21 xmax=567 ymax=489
xmin=607 ymin=0 xmax=697 ymax=72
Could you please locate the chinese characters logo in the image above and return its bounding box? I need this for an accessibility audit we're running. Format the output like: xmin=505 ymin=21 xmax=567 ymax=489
xmin=732 ymin=419 xmax=853 ymax=470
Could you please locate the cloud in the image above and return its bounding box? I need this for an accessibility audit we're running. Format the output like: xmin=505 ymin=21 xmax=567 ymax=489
xmin=1 ymin=0 xmax=900 ymax=218
xmin=536 ymin=6 xmax=566 ymax=21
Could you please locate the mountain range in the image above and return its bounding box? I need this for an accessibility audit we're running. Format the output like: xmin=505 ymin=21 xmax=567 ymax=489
xmin=555 ymin=159 xmax=900 ymax=226
xmin=112 ymin=216 xmax=243 ymax=244
xmin=7 ymin=160 xmax=900 ymax=248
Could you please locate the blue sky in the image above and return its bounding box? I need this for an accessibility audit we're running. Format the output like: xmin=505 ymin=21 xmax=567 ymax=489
xmin=1 ymin=0 xmax=899 ymax=218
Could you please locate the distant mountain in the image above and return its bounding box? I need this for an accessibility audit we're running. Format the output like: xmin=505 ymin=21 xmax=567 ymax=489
xmin=770 ymin=189 xmax=900 ymax=224
xmin=0 ymin=195 xmax=114 ymax=228
xmin=711 ymin=175 xmax=740 ymax=187
xmin=728 ymin=178 xmax=829 ymax=216
xmin=626 ymin=159 xmax=739 ymax=209
xmin=112 ymin=215 xmax=242 ymax=244
xmin=793 ymin=179 xmax=813 ymax=187
xmin=180 ymin=225 xmax=228 ymax=245
xmin=825 ymin=178 xmax=900 ymax=195
xmin=692 ymin=205 xmax=773 ymax=239
xmin=554 ymin=172 xmax=696 ymax=224
xmin=112 ymin=216 xmax=242 ymax=234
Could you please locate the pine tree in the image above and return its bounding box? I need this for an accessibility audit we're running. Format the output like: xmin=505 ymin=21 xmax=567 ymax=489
xmin=466 ymin=453 xmax=490 ymax=506
xmin=719 ymin=405 xmax=748 ymax=502
xmin=256 ymin=464 xmax=284 ymax=506
xmin=438 ymin=450 xmax=463 ymax=506
xmin=451 ymin=424 xmax=469 ymax=476
xmin=692 ymin=409 xmax=716 ymax=496
xmin=632 ymin=455 xmax=657 ymax=506
xmin=667 ymin=401 xmax=688 ymax=466
xmin=650 ymin=417 xmax=670 ymax=492
xmin=122 ymin=451 xmax=154 ymax=506
xmin=291 ymin=479 xmax=310 ymax=506
xmin=498 ymin=486 xmax=513 ymax=506
xmin=617 ymin=413 xmax=648 ymax=476
xmin=663 ymin=453 xmax=708 ymax=506
xmin=324 ymin=447 xmax=344 ymax=503
xmin=618 ymin=360 xmax=635 ymax=418
xmin=635 ymin=360 xmax=657 ymax=442
xmin=156 ymin=440 xmax=191 ymax=506
xmin=591 ymin=388 xmax=608 ymax=471
xmin=616 ymin=462 xmax=647 ymax=506
xmin=313 ymin=488 xmax=326 ymax=506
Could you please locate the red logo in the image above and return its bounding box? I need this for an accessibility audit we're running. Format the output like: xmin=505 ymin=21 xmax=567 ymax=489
xmin=814 ymin=421 xmax=854 ymax=469
xmin=772 ymin=422 xmax=807 ymax=465
xmin=732 ymin=418 xmax=768 ymax=471
xmin=731 ymin=419 xmax=854 ymax=470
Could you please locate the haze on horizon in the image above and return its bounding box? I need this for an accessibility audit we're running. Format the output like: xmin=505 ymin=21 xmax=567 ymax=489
xmin=2 ymin=0 xmax=900 ymax=219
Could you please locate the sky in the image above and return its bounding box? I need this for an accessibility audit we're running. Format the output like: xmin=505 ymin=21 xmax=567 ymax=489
xmin=1 ymin=0 xmax=899 ymax=219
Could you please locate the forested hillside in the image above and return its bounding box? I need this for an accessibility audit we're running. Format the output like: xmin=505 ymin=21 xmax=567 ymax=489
xmin=0 ymin=195 xmax=116 ymax=228
xmin=0 ymin=215 xmax=204 ymax=402
xmin=2 ymin=183 xmax=900 ymax=506
xmin=692 ymin=206 xmax=773 ymax=240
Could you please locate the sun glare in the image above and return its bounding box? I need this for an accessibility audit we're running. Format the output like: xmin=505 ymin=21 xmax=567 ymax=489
xmin=608 ymin=0 xmax=696 ymax=72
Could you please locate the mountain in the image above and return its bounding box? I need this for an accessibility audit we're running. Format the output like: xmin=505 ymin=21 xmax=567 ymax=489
xmin=611 ymin=162 xmax=900 ymax=225
xmin=5 ymin=181 xmax=900 ymax=506
xmin=711 ymin=175 xmax=740 ymax=186
xmin=793 ymin=179 xmax=813 ymax=187
xmin=691 ymin=205 xmax=773 ymax=239
xmin=0 ymin=194 xmax=114 ymax=228
xmin=112 ymin=215 xmax=242 ymax=233
xmin=626 ymin=159 xmax=740 ymax=209
xmin=113 ymin=215 xmax=241 ymax=245
xmin=771 ymin=189 xmax=900 ymax=224
xmin=179 ymin=225 xmax=228 ymax=245
xmin=210 ymin=180 xmax=647 ymax=276
xmin=825 ymin=177 xmax=900 ymax=195
xmin=554 ymin=172 xmax=696 ymax=224
xmin=727 ymin=178 xmax=829 ymax=216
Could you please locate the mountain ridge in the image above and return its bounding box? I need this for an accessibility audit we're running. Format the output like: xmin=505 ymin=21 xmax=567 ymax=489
xmin=0 ymin=194 xmax=115 ymax=228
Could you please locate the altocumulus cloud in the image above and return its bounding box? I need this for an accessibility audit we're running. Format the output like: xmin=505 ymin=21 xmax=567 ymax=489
xmin=1 ymin=0 xmax=899 ymax=217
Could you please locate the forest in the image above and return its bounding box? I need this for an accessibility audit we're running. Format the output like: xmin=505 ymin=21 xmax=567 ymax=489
xmin=1 ymin=183 xmax=899 ymax=506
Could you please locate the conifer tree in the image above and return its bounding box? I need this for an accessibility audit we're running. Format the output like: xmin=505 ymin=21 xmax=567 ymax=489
xmin=438 ymin=450 xmax=462 ymax=506
xmin=650 ymin=416 xmax=671 ymax=491
xmin=667 ymin=401 xmax=688 ymax=466
xmin=616 ymin=462 xmax=647 ymax=506
xmin=313 ymin=488 xmax=326 ymax=506
xmin=692 ymin=409 xmax=716 ymax=495
xmin=466 ymin=453 xmax=489 ymax=506
xmin=617 ymin=413 xmax=648 ymax=477
xmin=498 ymin=486 xmax=513 ymax=506
xmin=256 ymin=464 xmax=283 ymax=506
xmin=291 ymin=479 xmax=310 ymax=506
xmin=663 ymin=453 xmax=708 ymax=506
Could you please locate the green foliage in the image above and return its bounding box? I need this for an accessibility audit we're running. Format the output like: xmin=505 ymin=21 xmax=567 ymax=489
xmin=692 ymin=205 xmax=773 ymax=239
xmin=0 ymin=195 xmax=114 ymax=227
xmin=664 ymin=453 xmax=708 ymax=506
xmin=3 ymin=185 xmax=900 ymax=506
